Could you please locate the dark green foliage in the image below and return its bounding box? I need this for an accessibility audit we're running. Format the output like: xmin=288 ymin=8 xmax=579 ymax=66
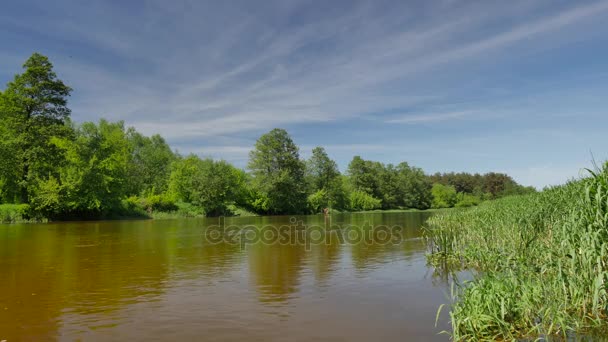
xmin=248 ymin=128 xmax=307 ymax=214
xmin=429 ymin=171 xmax=535 ymax=199
xmin=347 ymin=157 xmax=432 ymax=210
xmin=0 ymin=53 xmax=73 ymax=203
xmin=168 ymin=155 xmax=246 ymax=216
xmin=32 ymin=120 xmax=132 ymax=219
xmin=126 ymin=130 xmax=176 ymax=195
xmin=305 ymin=147 xmax=347 ymax=211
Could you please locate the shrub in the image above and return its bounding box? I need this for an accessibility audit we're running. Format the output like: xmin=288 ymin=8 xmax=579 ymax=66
xmin=349 ymin=190 xmax=382 ymax=211
xmin=454 ymin=193 xmax=481 ymax=208
xmin=0 ymin=204 xmax=32 ymax=223
xmin=431 ymin=183 xmax=458 ymax=208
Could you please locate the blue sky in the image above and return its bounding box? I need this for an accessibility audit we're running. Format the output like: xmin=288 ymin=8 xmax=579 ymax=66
xmin=2 ymin=0 xmax=608 ymax=188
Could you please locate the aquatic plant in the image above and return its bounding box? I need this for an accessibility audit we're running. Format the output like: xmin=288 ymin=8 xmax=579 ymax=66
xmin=426 ymin=162 xmax=608 ymax=340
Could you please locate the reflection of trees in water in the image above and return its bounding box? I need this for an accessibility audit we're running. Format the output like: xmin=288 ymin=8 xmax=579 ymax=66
xmin=337 ymin=212 xmax=433 ymax=271
xmin=308 ymin=234 xmax=342 ymax=285
xmin=0 ymin=219 xmax=244 ymax=340
xmin=247 ymin=238 xmax=306 ymax=304
xmin=0 ymin=212 xmax=435 ymax=339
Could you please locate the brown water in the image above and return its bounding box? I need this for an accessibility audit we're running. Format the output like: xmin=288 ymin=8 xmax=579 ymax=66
xmin=0 ymin=212 xmax=452 ymax=341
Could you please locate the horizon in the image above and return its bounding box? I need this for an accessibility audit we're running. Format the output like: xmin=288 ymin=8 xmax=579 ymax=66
xmin=2 ymin=0 xmax=608 ymax=188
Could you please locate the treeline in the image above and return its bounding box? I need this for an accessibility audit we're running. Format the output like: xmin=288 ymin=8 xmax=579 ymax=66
xmin=0 ymin=53 xmax=534 ymax=221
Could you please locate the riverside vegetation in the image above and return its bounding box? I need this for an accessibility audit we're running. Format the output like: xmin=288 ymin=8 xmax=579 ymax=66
xmin=426 ymin=163 xmax=608 ymax=340
xmin=0 ymin=53 xmax=533 ymax=223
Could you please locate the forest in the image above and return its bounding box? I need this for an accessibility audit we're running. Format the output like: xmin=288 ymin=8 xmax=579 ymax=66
xmin=0 ymin=53 xmax=535 ymax=222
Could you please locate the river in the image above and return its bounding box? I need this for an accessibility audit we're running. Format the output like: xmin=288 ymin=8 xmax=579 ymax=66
xmin=0 ymin=212 xmax=452 ymax=341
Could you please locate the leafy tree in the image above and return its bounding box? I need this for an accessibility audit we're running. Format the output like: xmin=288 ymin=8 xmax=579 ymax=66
xmin=349 ymin=190 xmax=382 ymax=211
xmin=0 ymin=53 xmax=73 ymax=203
xmin=248 ymin=129 xmax=307 ymax=214
xmin=126 ymin=130 xmax=176 ymax=195
xmin=305 ymin=147 xmax=346 ymax=211
xmin=347 ymin=156 xmax=385 ymax=199
xmin=32 ymin=120 xmax=131 ymax=218
xmin=431 ymin=183 xmax=458 ymax=208
xmin=168 ymin=155 xmax=245 ymax=216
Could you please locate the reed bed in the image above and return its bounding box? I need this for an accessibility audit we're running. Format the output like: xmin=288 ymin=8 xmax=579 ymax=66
xmin=425 ymin=163 xmax=608 ymax=340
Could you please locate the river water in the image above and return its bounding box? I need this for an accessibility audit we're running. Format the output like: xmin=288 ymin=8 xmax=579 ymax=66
xmin=0 ymin=212 xmax=452 ymax=341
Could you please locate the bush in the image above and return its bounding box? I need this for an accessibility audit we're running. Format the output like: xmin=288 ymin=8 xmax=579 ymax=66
xmin=175 ymin=201 xmax=205 ymax=217
xmin=0 ymin=204 xmax=32 ymax=223
xmin=454 ymin=193 xmax=481 ymax=208
xmin=349 ymin=190 xmax=382 ymax=211
xmin=124 ymin=194 xmax=178 ymax=213
xmin=307 ymin=189 xmax=328 ymax=213
xmin=431 ymin=183 xmax=458 ymax=208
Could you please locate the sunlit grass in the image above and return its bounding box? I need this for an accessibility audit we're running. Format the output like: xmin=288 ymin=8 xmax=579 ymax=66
xmin=425 ymin=163 xmax=608 ymax=340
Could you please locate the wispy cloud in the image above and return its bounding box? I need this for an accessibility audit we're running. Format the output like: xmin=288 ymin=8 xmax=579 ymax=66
xmin=386 ymin=111 xmax=473 ymax=124
xmin=2 ymin=0 xmax=608 ymax=187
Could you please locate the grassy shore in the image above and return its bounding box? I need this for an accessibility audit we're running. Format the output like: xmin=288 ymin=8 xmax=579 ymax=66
xmin=425 ymin=163 xmax=608 ymax=340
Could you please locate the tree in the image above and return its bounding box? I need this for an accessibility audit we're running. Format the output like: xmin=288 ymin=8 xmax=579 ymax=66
xmin=126 ymin=129 xmax=176 ymax=196
xmin=349 ymin=190 xmax=382 ymax=211
xmin=0 ymin=53 xmax=73 ymax=203
xmin=305 ymin=147 xmax=346 ymax=211
xmin=32 ymin=120 xmax=131 ymax=218
xmin=248 ymin=128 xmax=307 ymax=214
xmin=431 ymin=183 xmax=458 ymax=208
xmin=168 ymin=155 xmax=245 ymax=216
xmin=347 ymin=156 xmax=383 ymax=199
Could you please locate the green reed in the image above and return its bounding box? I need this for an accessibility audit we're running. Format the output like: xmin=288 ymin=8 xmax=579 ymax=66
xmin=425 ymin=163 xmax=608 ymax=340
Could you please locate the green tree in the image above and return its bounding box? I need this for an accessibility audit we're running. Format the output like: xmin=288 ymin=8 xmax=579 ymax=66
xmin=349 ymin=190 xmax=382 ymax=211
xmin=305 ymin=147 xmax=346 ymax=211
xmin=126 ymin=130 xmax=176 ymax=195
xmin=248 ymin=128 xmax=307 ymax=214
xmin=431 ymin=183 xmax=458 ymax=208
xmin=32 ymin=120 xmax=131 ymax=218
xmin=168 ymin=155 xmax=245 ymax=216
xmin=347 ymin=156 xmax=383 ymax=199
xmin=0 ymin=53 xmax=73 ymax=203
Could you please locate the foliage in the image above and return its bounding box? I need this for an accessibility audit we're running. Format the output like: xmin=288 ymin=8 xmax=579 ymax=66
xmin=454 ymin=193 xmax=481 ymax=208
xmin=248 ymin=128 xmax=307 ymax=214
xmin=0 ymin=52 xmax=73 ymax=203
xmin=425 ymin=163 xmax=608 ymax=340
xmin=349 ymin=190 xmax=382 ymax=211
xmin=126 ymin=130 xmax=176 ymax=195
xmin=32 ymin=120 xmax=132 ymax=218
xmin=429 ymin=171 xmax=536 ymax=199
xmin=347 ymin=157 xmax=432 ymax=210
xmin=0 ymin=204 xmax=32 ymax=223
xmin=0 ymin=53 xmax=534 ymax=221
xmin=305 ymin=147 xmax=347 ymax=211
xmin=431 ymin=183 xmax=458 ymax=208
xmin=168 ymin=155 xmax=245 ymax=216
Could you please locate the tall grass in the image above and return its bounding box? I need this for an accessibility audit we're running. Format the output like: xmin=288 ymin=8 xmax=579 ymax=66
xmin=425 ymin=163 xmax=608 ymax=340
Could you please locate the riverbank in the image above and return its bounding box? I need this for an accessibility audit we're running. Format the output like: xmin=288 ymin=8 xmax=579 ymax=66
xmin=425 ymin=163 xmax=608 ymax=340
xmin=0 ymin=205 xmax=450 ymax=224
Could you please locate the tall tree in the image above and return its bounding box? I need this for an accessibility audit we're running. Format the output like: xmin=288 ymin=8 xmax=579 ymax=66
xmin=168 ymin=155 xmax=245 ymax=216
xmin=126 ymin=129 xmax=176 ymax=196
xmin=0 ymin=53 xmax=72 ymax=203
xmin=248 ymin=128 xmax=307 ymax=214
xmin=305 ymin=147 xmax=346 ymax=211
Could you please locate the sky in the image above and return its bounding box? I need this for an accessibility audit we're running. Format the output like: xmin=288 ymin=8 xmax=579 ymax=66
xmin=2 ymin=0 xmax=608 ymax=188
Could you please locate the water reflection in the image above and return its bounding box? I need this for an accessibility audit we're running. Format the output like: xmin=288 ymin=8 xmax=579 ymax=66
xmin=0 ymin=211 xmax=450 ymax=341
